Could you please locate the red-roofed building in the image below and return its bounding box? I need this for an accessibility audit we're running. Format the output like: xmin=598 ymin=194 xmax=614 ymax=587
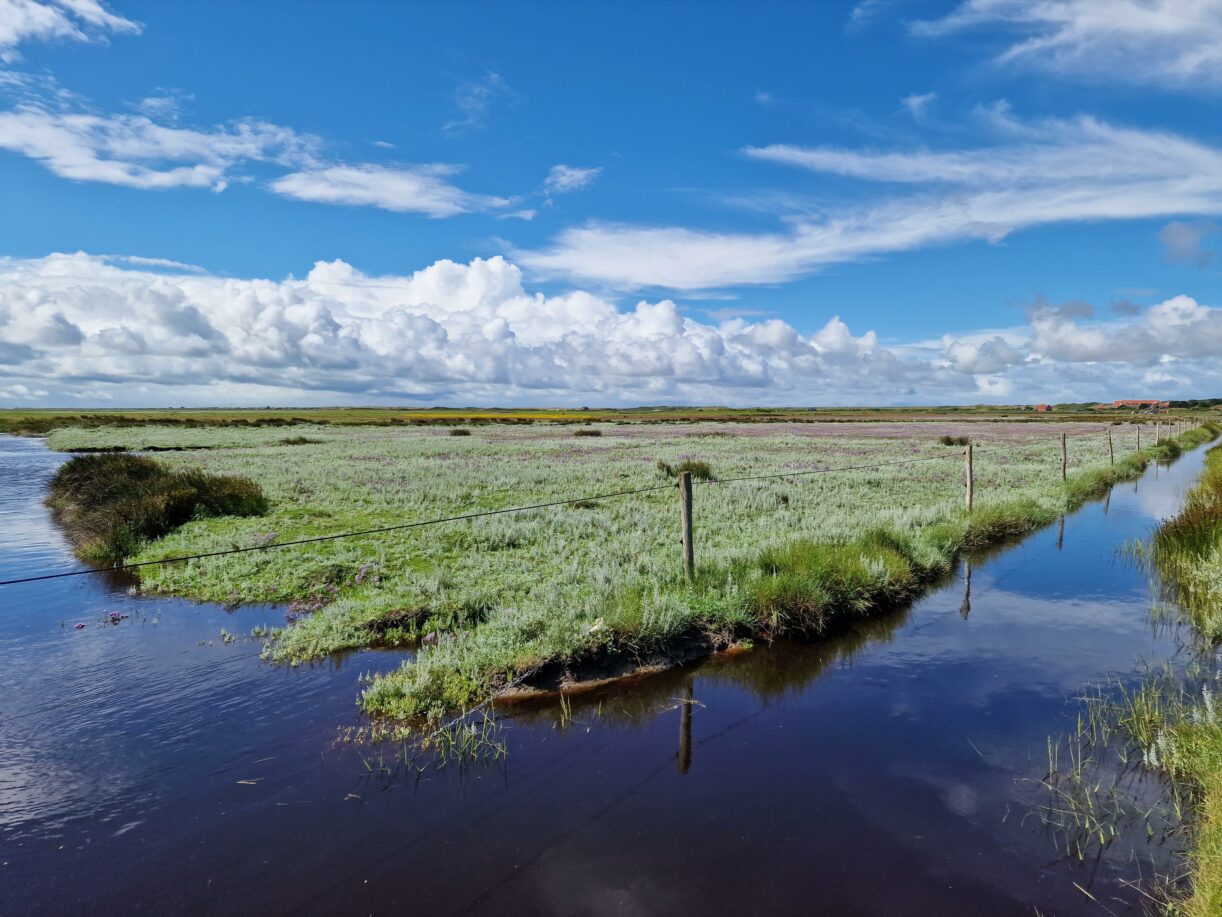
xmin=1034 ymin=404 xmax=1052 ymax=412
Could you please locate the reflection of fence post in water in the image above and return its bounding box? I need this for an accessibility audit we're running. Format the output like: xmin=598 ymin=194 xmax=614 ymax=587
xmin=1103 ymin=486 xmax=1111 ymax=515
xmin=1056 ymin=515 xmax=1065 ymax=551
xmin=959 ymin=560 xmax=972 ymax=620
xmin=677 ymin=682 xmax=693 ymax=775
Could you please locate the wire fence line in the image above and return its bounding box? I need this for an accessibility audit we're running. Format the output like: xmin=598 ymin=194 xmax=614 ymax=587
xmin=0 ymin=425 xmax=1201 ymax=589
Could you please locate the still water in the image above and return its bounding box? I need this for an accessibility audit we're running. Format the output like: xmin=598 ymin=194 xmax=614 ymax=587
xmin=0 ymin=434 xmax=1207 ymax=915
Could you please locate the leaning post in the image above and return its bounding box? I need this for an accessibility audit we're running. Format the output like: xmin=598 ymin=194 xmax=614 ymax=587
xmin=1060 ymin=431 xmax=1067 ymax=482
xmin=1137 ymin=425 xmax=1141 ymax=451
xmin=964 ymin=442 xmax=974 ymax=512
xmin=1107 ymin=426 xmax=1114 ymax=466
xmin=678 ymin=470 xmax=695 ymax=582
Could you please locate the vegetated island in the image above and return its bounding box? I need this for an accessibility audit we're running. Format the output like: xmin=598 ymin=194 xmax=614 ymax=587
xmin=37 ymin=416 xmax=1220 ymax=724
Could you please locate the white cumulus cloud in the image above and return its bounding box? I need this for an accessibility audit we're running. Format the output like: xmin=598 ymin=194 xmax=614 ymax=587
xmin=2 ymin=252 xmax=1222 ymax=407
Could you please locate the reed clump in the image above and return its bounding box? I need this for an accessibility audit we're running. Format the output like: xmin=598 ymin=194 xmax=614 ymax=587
xmin=47 ymin=453 xmax=268 ymax=562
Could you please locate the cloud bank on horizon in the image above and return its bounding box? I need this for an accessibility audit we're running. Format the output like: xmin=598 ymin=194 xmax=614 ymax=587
xmin=1 ymin=0 xmax=1222 ymax=406
xmin=2 ymin=251 xmax=1220 ymax=407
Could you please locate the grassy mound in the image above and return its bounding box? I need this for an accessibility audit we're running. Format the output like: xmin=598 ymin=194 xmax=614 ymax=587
xmin=48 ymin=453 xmax=268 ymax=563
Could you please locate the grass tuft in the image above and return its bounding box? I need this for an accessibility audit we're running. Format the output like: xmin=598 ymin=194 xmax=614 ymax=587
xmin=657 ymin=458 xmax=715 ymax=481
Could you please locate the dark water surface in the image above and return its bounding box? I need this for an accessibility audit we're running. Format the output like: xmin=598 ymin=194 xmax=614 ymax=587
xmin=0 ymin=434 xmax=1207 ymax=915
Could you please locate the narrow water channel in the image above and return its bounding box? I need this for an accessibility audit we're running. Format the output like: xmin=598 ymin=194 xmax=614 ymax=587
xmin=0 ymin=434 xmax=1208 ymax=915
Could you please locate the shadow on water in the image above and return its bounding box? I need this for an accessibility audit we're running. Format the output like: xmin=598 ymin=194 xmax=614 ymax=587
xmin=0 ymin=433 xmax=1216 ymax=916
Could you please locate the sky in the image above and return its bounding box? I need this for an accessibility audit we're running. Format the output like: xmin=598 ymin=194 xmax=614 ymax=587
xmin=0 ymin=0 xmax=1221 ymax=408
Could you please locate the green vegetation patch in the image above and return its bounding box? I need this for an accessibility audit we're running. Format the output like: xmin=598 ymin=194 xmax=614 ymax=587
xmin=362 ymin=425 xmax=1218 ymax=720
xmin=47 ymin=453 xmax=268 ymax=563
xmin=1153 ymin=441 xmax=1222 ymax=641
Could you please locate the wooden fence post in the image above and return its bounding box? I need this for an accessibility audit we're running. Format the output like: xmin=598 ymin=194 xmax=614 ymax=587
xmin=1137 ymin=425 xmax=1141 ymax=451
xmin=964 ymin=442 xmax=974 ymax=512
xmin=1107 ymin=427 xmax=1114 ymax=466
xmin=678 ymin=470 xmax=694 ymax=581
xmin=1060 ymin=431 xmax=1067 ymax=482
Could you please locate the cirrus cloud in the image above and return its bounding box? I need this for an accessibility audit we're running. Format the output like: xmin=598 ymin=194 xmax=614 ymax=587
xmin=912 ymin=0 xmax=1222 ymax=89
xmin=520 ymin=108 xmax=1222 ymax=291
xmin=270 ymin=163 xmax=512 ymax=217
xmin=0 ymin=0 xmax=138 ymax=62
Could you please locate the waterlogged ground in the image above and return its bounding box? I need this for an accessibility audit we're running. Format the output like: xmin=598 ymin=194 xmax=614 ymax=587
xmin=0 ymin=430 xmax=1207 ymax=915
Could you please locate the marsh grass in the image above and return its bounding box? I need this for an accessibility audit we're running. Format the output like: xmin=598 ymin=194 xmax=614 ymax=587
xmin=42 ymin=421 xmax=1218 ymax=723
xmin=573 ymin=428 xmax=603 ymax=437
xmin=1151 ymin=442 xmax=1222 ymax=640
xmin=360 ymin=424 xmax=1218 ymax=720
xmin=47 ymin=453 xmax=268 ymax=562
xmin=1039 ymin=667 xmax=1222 ymax=916
xmin=938 ymin=435 xmax=970 ymax=446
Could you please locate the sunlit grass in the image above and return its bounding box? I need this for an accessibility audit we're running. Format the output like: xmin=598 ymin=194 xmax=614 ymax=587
xmin=42 ymin=420 xmax=1216 ymax=721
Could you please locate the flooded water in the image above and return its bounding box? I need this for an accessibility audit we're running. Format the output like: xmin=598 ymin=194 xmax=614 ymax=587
xmin=0 ymin=434 xmax=1208 ymax=915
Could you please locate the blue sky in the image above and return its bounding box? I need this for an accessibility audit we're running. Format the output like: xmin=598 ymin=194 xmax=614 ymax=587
xmin=1 ymin=0 xmax=1221 ymax=406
